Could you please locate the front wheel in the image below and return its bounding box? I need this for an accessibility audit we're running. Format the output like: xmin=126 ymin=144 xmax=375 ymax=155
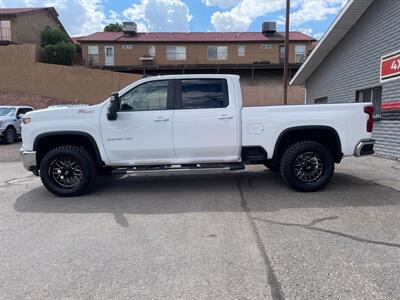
xmin=4 ymin=127 xmax=17 ymax=144
xmin=280 ymin=141 xmax=334 ymax=192
xmin=39 ymin=145 xmax=97 ymax=197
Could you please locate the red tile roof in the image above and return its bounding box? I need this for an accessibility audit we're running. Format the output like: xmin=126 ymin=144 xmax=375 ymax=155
xmin=0 ymin=7 xmax=57 ymax=15
xmin=78 ymin=31 xmax=315 ymax=43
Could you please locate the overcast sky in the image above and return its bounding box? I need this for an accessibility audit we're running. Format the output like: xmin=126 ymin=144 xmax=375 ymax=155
xmin=0 ymin=0 xmax=348 ymax=38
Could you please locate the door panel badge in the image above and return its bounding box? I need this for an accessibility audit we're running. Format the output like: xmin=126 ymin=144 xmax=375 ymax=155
xmin=107 ymin=137 xmax=134 ymax=142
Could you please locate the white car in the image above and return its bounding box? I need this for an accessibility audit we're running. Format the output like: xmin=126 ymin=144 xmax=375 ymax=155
xmin=20 ymin=75 xmax=375 ymax=196
xmin=0 ymin=106 xmax=34 ymax=144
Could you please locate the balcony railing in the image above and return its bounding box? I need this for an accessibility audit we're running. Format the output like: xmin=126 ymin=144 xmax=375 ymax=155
xmin=0 ymin=27 xmax=11 ymax=41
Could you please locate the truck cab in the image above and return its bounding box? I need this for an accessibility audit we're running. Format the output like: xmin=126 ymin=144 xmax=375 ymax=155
xmin=102 ymin=75 xmax=241 ymax=166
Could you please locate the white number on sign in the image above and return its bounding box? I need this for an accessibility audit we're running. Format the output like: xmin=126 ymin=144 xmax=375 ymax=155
xmin=391 ymin=59 xmax=400 ymax=71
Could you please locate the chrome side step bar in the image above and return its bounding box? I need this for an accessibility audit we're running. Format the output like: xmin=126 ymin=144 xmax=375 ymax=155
xmin=111 ymin=163 xmax=245 ymax=175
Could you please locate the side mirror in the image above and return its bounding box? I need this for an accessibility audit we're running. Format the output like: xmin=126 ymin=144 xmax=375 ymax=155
xmin=107 ymin=92 xmax=120 ymax=121
xmin=17 ymin=114 xmax=24 ymax=119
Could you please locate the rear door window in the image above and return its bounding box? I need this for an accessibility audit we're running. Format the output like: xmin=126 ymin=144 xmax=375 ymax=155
xmin=178 ymin=79 xmax=228 ymax=109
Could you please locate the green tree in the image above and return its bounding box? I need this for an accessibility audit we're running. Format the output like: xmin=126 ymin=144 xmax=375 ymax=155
xmin=40 ymin=27 xmax=76 ymax=65
xmin=104 ymin=23 xmax=123 ymax=32
xmin=40 ymin=26 xmax=69 ymax=47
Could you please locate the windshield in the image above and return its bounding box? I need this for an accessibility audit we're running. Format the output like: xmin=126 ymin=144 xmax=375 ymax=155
xmin=0 ymin=107 xmax=16 ymax=117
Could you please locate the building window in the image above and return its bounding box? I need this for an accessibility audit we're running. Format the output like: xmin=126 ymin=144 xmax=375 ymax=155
xmin=180 ymin=79 xmax=228 ymax=109
xmin=279 ymin=46 xmax=285 ymax=64
xmin=356 ymin=86 xmax=382 ymax=119
xmin=148 ymin=45 xmax=155 ymax=57
xmin=106 ymin=47 xmax=113 ymax=57
xmin=314 ymin=97 xmax=328 ymax=104
xmin=88 ymin=45 xmax=99 ymax=65
xmin=295 ymin=44 xmax=306 ymax=63
xmin=0 ymin=20 xmax=11 ymax=41
xmin=166 ymin=46 xmax=186 ymax=60
xmin=122 ymin=45 xmax=133 ymax=50
xmin=261 ymin=44 xmax=272 ymax=49
xmin=207 ymin=46 xmax=228 ymax=60
xmin=238 ymin=45 xmax=245 ymax=56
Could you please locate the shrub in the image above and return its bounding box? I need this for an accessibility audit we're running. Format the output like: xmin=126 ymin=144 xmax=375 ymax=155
xmin=44 ymin=41 xmax=76 ymax=65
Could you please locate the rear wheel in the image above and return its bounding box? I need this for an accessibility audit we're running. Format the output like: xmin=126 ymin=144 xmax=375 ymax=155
xmin=280 ymin=141 xmax=334 ymax=192
xmin=4 ymin=127 xmax=17 ymax=144
xmin=39 ymin=145 xmax=97 ymax=197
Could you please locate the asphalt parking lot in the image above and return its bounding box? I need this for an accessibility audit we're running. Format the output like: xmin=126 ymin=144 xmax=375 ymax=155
xmin=1 ymin=143 xmax=399 ymax=299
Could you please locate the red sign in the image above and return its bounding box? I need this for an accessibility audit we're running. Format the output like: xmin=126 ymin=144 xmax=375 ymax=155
xmin=380 ymin=51 xmax=400 ymax=82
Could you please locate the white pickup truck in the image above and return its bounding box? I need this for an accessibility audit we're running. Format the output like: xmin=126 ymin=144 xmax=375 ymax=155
xmin=20 ymin=74 xmax=375 ymax=196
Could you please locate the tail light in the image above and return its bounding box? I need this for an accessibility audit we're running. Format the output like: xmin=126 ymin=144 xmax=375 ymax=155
xmin=364 ymin=106 xmax=373 ymax=133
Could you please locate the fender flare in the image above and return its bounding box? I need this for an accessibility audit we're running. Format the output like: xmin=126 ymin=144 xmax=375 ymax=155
xmin=33 ymin=131 xmax=104 ymax=166
xmin=272 ymin=125 xmax=343 ymax=162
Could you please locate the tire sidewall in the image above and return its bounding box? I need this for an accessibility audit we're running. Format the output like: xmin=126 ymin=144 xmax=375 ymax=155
xmin=281 ymin=142 xmax=334 ymax=192
xmin=40 ymin=146 xmax=95 ymax=197
xmin=5 ymin=127 xmax=16 ymax=144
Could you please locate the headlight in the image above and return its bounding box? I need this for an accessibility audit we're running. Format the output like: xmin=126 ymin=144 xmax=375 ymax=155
xmin=22 ymin=117 xmax=31 ymax=125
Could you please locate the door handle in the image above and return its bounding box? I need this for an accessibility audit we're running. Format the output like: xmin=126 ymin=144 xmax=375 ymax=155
xmin=154 ymin=116 xmax=170 ymax=122
xmin=218 ymin=114 xmax=234 ymax=120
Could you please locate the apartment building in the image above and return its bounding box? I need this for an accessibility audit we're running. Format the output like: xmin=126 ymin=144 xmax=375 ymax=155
xmin=78 ymin=22 xmax=314 ymax=72
xmin=0 ymin=7 xmax=66 ymax=46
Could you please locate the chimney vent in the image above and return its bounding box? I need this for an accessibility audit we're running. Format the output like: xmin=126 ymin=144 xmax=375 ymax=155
xmin=262 ymin=22 xmax=276 ymax=35
xmin=122 ymin=22 xmax=137 ymax=34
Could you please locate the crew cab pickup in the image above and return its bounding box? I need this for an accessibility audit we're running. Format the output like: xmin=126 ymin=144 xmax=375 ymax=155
xmin=20 ymin=75 xmax=375 ymax=196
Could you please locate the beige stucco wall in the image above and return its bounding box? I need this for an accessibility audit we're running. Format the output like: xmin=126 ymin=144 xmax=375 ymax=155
xmin=241 ymin=82 xmax=304 ymax=106
xmin=81 ymin=42 xmax=313 ymax=67
xmin=0 ymin=43 xmax=41 ymax=64
xmin=239 ymin=70 xmax=305 ymax=106
xmin=15 ymin=11 xmax=60 ymax=44
xmin=0 ymin=64 xmax=140 ymax=104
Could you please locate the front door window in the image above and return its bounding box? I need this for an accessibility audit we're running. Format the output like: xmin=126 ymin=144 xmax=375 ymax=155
xmin=120 ymin=81 xmax=169 ymax=111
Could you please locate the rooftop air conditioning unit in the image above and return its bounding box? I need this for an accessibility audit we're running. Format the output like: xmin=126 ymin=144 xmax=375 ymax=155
xmin=122 ymin=22 xmax=137 ymax=34
xmin=262 ymin=22 xmax=276 ymax=35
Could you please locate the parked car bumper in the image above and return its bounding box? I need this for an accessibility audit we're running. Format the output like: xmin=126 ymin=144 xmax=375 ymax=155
xmin=0 ymin=128 xmax=5 ymax=137
xmin=20 ymin=148 xmax=38 ymax=174
xmin=354 ymin=139 xmax=375 ymax=157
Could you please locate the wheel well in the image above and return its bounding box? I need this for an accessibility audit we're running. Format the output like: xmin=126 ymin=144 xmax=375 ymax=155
xmin=271 ymin=127 xmax=343 ymax=166
xmin=34 ymin=133 xmax=104 ymax=168
xmin=5 ymin=124 xmax=16 ymax=131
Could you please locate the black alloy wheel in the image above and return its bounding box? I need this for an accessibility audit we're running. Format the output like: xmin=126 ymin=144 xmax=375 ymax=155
xmin=49 ymin=156 xmax=84 ymax=189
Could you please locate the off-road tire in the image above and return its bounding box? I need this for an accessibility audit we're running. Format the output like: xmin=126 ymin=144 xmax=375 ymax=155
xmin=4 ymin=127 xmax=17 ymax=144
xmin=280 ymin=141 xmax=334 ymax=192
xmin=39 ymin=145 xmax=97 ymax=197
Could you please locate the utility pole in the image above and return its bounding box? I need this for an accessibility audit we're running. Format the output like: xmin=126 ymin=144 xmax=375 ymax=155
xmin=283 ymin=0 xmax=290 ymax=105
